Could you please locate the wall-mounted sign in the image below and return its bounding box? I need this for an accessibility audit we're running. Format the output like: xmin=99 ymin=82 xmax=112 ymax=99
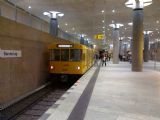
xmin=0 ymin=50 xmax=22 ymax=58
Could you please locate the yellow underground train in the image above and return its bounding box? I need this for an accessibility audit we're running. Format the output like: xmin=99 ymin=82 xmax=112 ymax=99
xmin=48 ymin=41 xmax=95 ymax=81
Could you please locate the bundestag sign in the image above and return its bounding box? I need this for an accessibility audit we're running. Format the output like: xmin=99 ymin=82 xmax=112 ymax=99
xmin=0 ymin=50 xmax=22 ymax=58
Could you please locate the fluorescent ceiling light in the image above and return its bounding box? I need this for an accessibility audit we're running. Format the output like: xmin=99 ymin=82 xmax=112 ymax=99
xmin=143 ymin=31 xmax=153 ymax=34
xmin=128 ymin=22 xmax=133 ymax=26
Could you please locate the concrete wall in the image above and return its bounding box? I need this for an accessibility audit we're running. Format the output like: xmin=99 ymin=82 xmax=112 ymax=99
xmin=0 ymin=1 xmax=80 ymax=43
xmin=0 ymin=1 xmax=50 ymax=33
xmin=0 ymin=16 xmax=66 ymax=105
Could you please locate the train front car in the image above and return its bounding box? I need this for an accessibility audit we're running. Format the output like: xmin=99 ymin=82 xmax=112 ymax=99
xmin=48 ymin=43 xmax=94 ymax=81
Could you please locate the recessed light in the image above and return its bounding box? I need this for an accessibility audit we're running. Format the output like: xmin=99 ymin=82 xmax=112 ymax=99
xmin=65 ymin=23 xmax=68 ymax=26
xmin=102 ymin=20 xmax=105 ymax=23
xmin=112 ymin=9 xmax=115 ymax=13
xmin=28 ymin=6 xmax=32 ymax=9
xmin=101 ymin=10 xmax=105 ymax=13
xmin=103 ymin=26 xmax=105 ymax=29
xmin=66 ymin=30 xmax=68 ymax=33
xmin=72 ymin=27 xmax=75 ymax=31
xmin=156 ymin=20 xmax=159 ymax=24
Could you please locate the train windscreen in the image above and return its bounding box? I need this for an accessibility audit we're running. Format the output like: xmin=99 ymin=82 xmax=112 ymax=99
xmin=61 ymin=49 xmax=69 ymax=61
xmin=50 ymin=49 xmax=82 ymax=62
xmin=50 ymin=49 xmax=60 ymax=61
xmin=70 ymin=49 xmax=82 ymax=61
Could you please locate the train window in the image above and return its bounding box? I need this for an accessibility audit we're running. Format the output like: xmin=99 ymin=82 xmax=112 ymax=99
xmin=70 ymin=49 xmax=82 ymax=61
xmin=82 ymin=53 xmax=85 ymax=61
xmin=50 ymin=49 xmax=60 ymax=61
xmin=61 ymin=49 xmax=69 ymax=61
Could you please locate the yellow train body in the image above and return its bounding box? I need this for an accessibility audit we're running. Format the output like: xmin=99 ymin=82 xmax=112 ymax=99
xmin=48 ymin=42 xmax=95 ymax=76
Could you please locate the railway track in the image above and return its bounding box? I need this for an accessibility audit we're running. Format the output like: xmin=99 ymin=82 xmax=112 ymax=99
xmin=0 ymin=80 xmax=76 ymax=120
xmin=13 ymin=89 xmax=66 ymax=120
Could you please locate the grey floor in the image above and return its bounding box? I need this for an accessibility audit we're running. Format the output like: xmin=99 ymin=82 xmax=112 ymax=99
xmin=85 ymin=62 xmax=160 ymax=120
xmin=40 ymin=62 xmax=160 ymax=120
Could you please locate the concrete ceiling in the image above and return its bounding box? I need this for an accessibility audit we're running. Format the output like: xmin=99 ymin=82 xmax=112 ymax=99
xmin=7 ymin=0 xmax=160 ymax=46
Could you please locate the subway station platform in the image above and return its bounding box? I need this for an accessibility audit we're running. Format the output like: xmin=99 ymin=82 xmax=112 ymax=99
xmin=39 ymin=61 xmax=160 ymax=120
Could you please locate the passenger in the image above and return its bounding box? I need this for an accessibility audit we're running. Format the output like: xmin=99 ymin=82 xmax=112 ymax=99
xmin=94 ymin=54 xmax=99 ymax=66
xmin=122 ymin=55 xmax=126 ymax=61
xmin=108 ymin=53 xmax=111 ymax=61
xmin=101 ymin=55 xmax=107 ymax=66
xmin=129 ymin=55 xmax=132 ymax=64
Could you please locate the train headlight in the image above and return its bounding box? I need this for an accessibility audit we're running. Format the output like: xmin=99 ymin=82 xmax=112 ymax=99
xmin=50 ymin=66 xmax=54 ymax=70
xmin=76 ymin=66 xmax=80 ymax=70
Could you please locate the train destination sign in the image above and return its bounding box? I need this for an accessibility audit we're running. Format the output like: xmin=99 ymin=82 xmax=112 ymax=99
xmin=0 ymin=50 xmax=22 ymax=58
xmin=57 ymin=44 xmax=73 ymax=48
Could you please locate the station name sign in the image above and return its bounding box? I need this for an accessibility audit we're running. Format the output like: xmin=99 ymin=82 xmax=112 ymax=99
xmin=0 ymin=50 xmax=22 ymax=58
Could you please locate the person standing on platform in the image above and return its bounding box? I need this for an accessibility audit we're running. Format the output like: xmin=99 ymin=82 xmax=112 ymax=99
xmin=102 ymin=54 xmax=107 ymax=66
xmin=108 ymin=53 xmax=111 ymax=61
xmin=94 ymin=53 xmax=99 ymax=66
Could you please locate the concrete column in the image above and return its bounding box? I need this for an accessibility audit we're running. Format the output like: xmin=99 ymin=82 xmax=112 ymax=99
xmin=144 ymin=34 xmax=149 ymax=62
xmin=113 ymin=28 xmax=120 ymax=64
xmin=119 ymin=40 xmax=123 ymax=55
xmin=80 ymin=37 xmax=85 ymax=45
xmin=124 ymin=43 xmax=128 ymax=55
xmin=50 ymin=18 xmax=58 ymax=37
xmin=130 ymin=39 xmax=132 ymax=51
xmin=86 ymin=40 xmax=89 ymax=46
xmin=0 ymin=5 xmax=1 ymax=16
xmin=132 ymin=9 xmax=144 ymax=71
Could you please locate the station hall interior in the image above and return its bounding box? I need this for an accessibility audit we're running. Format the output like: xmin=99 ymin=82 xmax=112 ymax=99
xmin=1 ymin=0 xmax=160 ymax=120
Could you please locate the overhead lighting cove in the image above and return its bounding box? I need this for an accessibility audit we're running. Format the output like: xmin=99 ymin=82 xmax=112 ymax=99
xmin=125 ymin=0 xmax=152 ymax=9
xmin=43 ymin=11 xmax=64 ymax=18
xmin=109 ymin=23 xmax=123 ymax=29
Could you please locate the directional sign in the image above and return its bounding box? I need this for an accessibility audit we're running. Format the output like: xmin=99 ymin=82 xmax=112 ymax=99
xmin=97 ymin=34 xmax=104 ymax=39
xmin=0 ymin=50 xmax=22 ymax=58
xmin=94 ymin=34 xmax=105 ymax=40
